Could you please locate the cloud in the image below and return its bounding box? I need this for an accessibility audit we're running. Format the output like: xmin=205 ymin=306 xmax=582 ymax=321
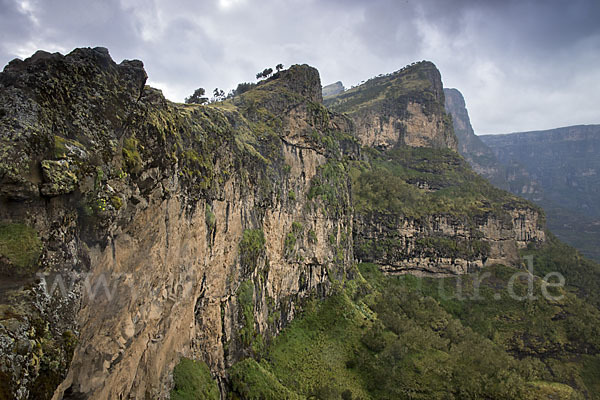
xmin=0 ymin=0 xmax=598 ymax=133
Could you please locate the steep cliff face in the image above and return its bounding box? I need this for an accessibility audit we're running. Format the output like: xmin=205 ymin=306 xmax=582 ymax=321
xmin=325 ymin=62 xmax=457 ymax=151
xmin=354 ymin=208 xmax=544 ymax=276
xmin=443 ymin=88 xmax=511 ymax=190
xmin=322 ymin=71 xmax=544 ymax=276
xmin=349 ymin=145 xmax=545 ymax=276
xmin=0 ymin=48 xmax=356 ymax=399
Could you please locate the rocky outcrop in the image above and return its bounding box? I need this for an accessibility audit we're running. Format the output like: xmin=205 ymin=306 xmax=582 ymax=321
xmin=0 ymin=48 xmax=356 ymax=399
xmin=444 ymin=89 xmax=600 ymax=261
xmin=325 ymin=62 xmax=458 ymax=151
xmin=444 ymin=88 xmax=509 ymax=189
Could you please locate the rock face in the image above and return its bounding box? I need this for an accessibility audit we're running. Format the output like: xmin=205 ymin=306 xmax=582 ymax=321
xmin=0 ymin=49 xmax=356 ymax=399
xmin=481 ymin=125 xmax=600 ymax=262
xmin=354 ymin=208 xmax=545 ymax=276
xmin=0 ymin=50 xmax=546 ymax=400
xmin=325 ymin=62 xmax=457 ymax=151
xmin=322 ymin=81 xmax=345 ymax=98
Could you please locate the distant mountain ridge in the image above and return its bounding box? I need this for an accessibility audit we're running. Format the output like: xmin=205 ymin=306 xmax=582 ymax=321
xmin=444 ymin=88 xmax=600 ymax=261
xmin=480 ymin=125 xmax=600 ymax=218
xmin=322 ymin=81 xmax=345 ymax=97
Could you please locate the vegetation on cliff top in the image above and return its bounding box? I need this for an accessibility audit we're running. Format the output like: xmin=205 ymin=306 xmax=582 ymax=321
xmin=324 ymin=61 xmax=440 ymax=116
xmin=351 ymin=146 xmax=537 ymax=219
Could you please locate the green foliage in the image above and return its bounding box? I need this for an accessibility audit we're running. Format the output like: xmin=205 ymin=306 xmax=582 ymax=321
xmin=53 ymin=135 xmax=84 ymax=159
xmin=288 ymin=190 xmax=296 ymax=201
xmin=0 ymin=222 xmax=42 ymax=273
xmin=521 ymin=232 xmax=600 ymax=307
xmin=185 ymin=87 xmax=208 ymax=104
xmin=110 ymin=195 xmax=123 ymax=210
xmin=233 ymin=82 xmax=256 ymax=96
xmin=308 ymin=229 xmax=318 ymax=244
xmin=352 ymin=146 xmax=534 ymax=220
xmin=205 ymin=204 xmax=216 ymax=229
xmin=284 ymin=233 xmax=296 ymax=257
xmin=221 ymin=259 xmax=600 ymax=399
xmin=239 ymin=229 xmax=265 ymax=268
xmin=122 ymin=136 xmax=142 ymax=174
xmin=229 ymin=358 xmax=302 ymax=400
xmin=170 ymin=358 xmax=219 ymax=400
xmin=324 ymin=61 xmax=443 ymax=119
xmin=237 ymin=280 xmax=258 ymax=348
xmin=284 ymin=222 xmax=304 ymax=259
xmin=308 ymin=160 xmax=348 ymax=216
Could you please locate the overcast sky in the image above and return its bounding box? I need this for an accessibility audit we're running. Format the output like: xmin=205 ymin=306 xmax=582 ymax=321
xmin=1 ymin=0 xmax=599 ymax=134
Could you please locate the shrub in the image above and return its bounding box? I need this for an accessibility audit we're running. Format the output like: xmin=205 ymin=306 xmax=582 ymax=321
xmin=170 ymin=358 xmax=219 ymax=400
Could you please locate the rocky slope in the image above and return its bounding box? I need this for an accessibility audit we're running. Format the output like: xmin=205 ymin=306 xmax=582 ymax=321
xmin=0 ymin=50 xmax=547 ymax=399
xmin=325 ymin=66 xmax=544 ymax=276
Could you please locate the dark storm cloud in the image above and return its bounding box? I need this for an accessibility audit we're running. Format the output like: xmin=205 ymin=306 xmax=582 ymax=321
xmin=1 ymin=0 xmax=598 ymax=132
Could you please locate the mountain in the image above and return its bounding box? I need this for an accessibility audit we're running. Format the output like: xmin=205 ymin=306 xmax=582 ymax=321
xmin=322 ymin=81 xmax=345 ymax=98
xmin=0 ymin=49 xmax=599 ymax=399
xmin=444 ymin=88 xmax=509 ymax=190
xmin=480 ymin=126 xmax=600 ymax=262
xmin=0 ymin=48 xmax=357 ymax=399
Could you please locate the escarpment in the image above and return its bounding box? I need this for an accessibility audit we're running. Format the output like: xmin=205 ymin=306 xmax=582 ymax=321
xmin=0 ymin=49 xmax=545 ymax=399
xmin=0 ymin=48 xmax=356 ymax=399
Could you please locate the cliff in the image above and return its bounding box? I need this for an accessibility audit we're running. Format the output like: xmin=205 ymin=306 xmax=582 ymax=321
xmin=0 ymin=48 xmax=356 ymax=399
xmin=443 ymin=88 xmax=512 ymax=190
xmin=0 ymin=50 xmax=547 ymax=399
xmin=324 ymin=70 xmax=544 ymax=275
xmin=481 ymin=125 xmax=600 ymax=262
xmin=325 ymin=62 xmax=458 ymax=151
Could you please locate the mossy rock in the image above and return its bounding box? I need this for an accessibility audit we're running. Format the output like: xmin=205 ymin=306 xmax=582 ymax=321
xmin=40 ymin=159 xmax=79 ymax=196
xmin=0 ymin=222 xmax=42 ymax=275
xmin=122 ymin=137 xmax=142 ymax=174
